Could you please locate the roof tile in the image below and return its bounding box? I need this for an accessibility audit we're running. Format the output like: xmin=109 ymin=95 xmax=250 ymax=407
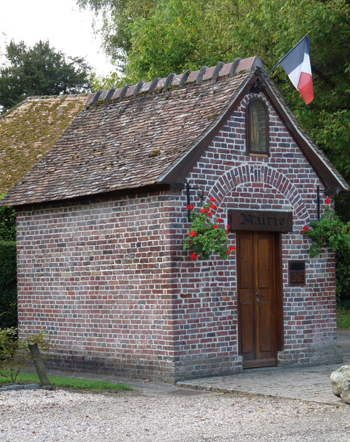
xmin=2 ymin=56 xmax=349 ymax=206
xmin=0 ymin=95 xmax=86 ymax=196
xmin=1 ymin=71 xmax=251 ymax=206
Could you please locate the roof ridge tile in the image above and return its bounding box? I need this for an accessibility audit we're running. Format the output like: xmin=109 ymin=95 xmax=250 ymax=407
xmin=85 ymin=57 xmax=260 ymax=107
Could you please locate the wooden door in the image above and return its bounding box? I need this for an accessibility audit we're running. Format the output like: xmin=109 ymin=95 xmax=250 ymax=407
xmin=237 ymin=231 xmax=278 ymax=368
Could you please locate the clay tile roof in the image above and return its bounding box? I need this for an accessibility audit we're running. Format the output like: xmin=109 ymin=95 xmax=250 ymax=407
xmin=1 ymin=58 xmax=258 ymax=206
xmin=0 ymin=95 xmax=87 ymax=195
xmin=1 ymin=55 xmax=349 ymax=206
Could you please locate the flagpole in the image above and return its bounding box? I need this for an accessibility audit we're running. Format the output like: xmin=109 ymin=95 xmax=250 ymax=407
xmin=256 ymin=32 xmax=311 ymax=87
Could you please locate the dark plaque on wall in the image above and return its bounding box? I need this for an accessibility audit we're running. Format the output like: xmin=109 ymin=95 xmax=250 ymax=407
xmin=289 ymin=261 xmax=306 ymax=286
xmin=228 ymin=210 xmax=293 ymax=233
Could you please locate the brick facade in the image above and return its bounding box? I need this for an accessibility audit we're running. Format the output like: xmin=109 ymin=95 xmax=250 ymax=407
xmin=16 ymin=93 xmax=341 ymax=381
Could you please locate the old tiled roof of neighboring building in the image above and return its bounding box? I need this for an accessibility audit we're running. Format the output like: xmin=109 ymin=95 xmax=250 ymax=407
xmin=0 ymin=95 xmax=87 ymax=195
xmin=1 ymin=56 xmax=349 ymax=207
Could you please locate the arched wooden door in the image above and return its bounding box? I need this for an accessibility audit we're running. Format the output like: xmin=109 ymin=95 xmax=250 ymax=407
xmin=237 ymin=231 xmax=281 ymax=368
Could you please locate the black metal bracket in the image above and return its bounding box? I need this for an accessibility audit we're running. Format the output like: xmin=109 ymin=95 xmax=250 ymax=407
xmin=184 ymin=179 xmax=204 ymax=222
xmin=250 ymin=80 xmax=266 ymax=94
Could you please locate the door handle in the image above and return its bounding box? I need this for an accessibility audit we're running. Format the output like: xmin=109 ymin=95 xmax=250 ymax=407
xmin=256 ymin=292 xmax=264 ymax=297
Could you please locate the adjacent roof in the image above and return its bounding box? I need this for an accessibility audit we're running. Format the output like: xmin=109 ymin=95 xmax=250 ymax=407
xmin=1 ymin=57 xmax=349 ymax=207
xmin=0 ymin=95 xmax=87 ymax=195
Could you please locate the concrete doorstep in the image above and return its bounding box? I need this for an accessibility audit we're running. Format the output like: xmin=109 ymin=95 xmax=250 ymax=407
xmin=178 ymin=331 xmax=350 ymax=406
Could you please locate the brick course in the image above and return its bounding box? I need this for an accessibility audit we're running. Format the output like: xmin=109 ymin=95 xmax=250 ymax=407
xmin=16 ymin=93 xmax=341 ymax=381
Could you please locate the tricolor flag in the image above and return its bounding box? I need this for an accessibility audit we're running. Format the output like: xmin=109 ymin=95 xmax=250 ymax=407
xmin=279 ymin=36 xmax=314 ymax=105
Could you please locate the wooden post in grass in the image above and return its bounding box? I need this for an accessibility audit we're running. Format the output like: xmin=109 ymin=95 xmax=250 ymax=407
xmin=28 ymin=343 xmax=51 ymax=388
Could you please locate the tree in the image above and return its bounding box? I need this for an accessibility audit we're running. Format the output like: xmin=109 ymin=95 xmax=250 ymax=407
xmin=76 ymin=0 xmax=156 ymax=63
xmin=0 ymin=40 xmax=92 ymax=112
xmin=78 ymin=0 xmax=350 ymax=184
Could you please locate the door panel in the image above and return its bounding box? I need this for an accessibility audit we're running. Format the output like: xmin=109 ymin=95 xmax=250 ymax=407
xmin=238 ymin=231 xmax=277 ymax=368
xmin=237 ymin=234 xmax=254 ymax=360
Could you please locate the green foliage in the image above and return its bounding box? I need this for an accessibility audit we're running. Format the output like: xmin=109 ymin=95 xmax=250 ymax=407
xmin=76 ymin=0 xmax=156 ymax=62
xmin=337 ymin=308 xmax=350 ymax=330
xmin=0 ymin=202 xmax=16 ymax=241
xmin=0 ymin=40 xmax=92 ymax=112
xmin=81 ymin=0 xmax=350 ymax=187
xmin=0 ymin=241 xmax=17 ymax=329
xmin=183 ymin=197 xmax=234 ymax=260
xmin=303 ymin=204 xmax=350 ymax=304
xmin=0 ymin=328 xmax=52 ymax=383
xmin=0 ymin=195 xmax=17 ymax=328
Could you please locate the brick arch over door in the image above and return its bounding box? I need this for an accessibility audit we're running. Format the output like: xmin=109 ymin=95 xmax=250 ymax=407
xmin=207 ymin=165 xmax=310 ymax=225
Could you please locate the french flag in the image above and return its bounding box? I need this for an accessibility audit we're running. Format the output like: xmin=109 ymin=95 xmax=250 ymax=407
xmin=279 ymin=36 xmax=314 ymax=105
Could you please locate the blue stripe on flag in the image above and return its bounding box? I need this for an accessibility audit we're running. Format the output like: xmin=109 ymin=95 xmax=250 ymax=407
xmin=279 ymin=37 xmax=310 ymax=75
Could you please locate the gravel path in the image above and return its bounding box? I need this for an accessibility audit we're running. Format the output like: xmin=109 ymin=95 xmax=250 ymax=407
xmin=0 ymin=389 xmax=349 ymax=441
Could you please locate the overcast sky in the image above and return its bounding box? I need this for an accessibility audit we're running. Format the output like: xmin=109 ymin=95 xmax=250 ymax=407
xmin=0 ymin=0 xmax=114 ymax=77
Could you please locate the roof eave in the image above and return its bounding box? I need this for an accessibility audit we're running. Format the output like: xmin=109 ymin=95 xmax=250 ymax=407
xmin=263 ymin=79 xmax=350 ymax=195
xmin=158 ymin=68 xmax=350 ymax=195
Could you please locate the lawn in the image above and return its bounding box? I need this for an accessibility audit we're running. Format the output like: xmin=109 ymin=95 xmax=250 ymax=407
xmin=336 ymin=308 xmax=350 ymax=330
xmin=0 ymin=372 xmax=133 ymax=391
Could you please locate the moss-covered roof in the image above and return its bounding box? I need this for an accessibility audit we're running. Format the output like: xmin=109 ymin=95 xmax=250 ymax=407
xmin=0 ymin=95 xmax=87 ymax=195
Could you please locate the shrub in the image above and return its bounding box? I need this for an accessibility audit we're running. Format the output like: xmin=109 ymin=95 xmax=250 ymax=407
xmin=0 ymin=204 xmax=16 ymax=241
xmin=0 ymin=328 xmax=52 ymax=383
xmin=0 ymin=196 xmax=17 ymax=328
xmin=0 ymin=241 xmax=17 ymax=328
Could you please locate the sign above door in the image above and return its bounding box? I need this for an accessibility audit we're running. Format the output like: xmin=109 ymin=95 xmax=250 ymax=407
xmin=228 ymin=210 xmax=293 ymax=232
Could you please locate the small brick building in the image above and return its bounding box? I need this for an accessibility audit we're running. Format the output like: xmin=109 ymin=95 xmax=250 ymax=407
xmin=2 ymin=57 xmax=349 ymax=381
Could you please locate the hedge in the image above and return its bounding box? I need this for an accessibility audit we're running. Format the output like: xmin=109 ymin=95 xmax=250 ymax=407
xmin=0 ymin=241 xmax=17 ymax=328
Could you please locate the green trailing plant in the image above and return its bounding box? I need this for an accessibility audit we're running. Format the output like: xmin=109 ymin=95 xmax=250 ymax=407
xmin=183 ymin=196 xmax=235 ymax=260
xmin=0 ymin=328 xmax=53 ymax=383
xmin=302 ymin=198 xmax=350 ymax=305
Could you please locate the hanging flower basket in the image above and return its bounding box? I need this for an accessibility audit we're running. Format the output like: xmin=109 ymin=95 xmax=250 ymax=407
xmin=183 ymin=196 xmax=235 ymax=260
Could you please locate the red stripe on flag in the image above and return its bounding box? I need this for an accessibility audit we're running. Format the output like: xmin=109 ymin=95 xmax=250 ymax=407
xmin=297 ymin=72 xmax=314 ymax=105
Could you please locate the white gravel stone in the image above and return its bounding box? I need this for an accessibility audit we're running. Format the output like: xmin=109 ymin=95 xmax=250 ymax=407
xmin=0 ymin=389 xmax=349 ymax=441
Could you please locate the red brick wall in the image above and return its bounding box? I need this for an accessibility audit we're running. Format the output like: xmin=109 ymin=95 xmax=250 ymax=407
xmin=171 ymin=93 xmax=339 ymax=378
xmin=17 ymin=192 xmax=177 ymax=381
xmin=16 ymin=92 xmax=340 ymax=381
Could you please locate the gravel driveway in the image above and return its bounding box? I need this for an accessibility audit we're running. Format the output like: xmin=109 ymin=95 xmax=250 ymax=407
xmin=1 ymin=389 xmax=349 ymax=441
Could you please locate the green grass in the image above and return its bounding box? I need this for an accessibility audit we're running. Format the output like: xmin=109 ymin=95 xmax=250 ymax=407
xmin=0 ymin=372 xmax=133 ymax=391
xmin=337 ymin=308 xmax=350 ymax=330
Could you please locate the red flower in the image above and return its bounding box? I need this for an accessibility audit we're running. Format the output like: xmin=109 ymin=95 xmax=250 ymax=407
xmin=325 ymin=198 xmax=331 ymax=205
xmin=217 ymin=218 xmax=223 ymax=223
xmin=209 ymin=197 xmax=216 ymax=202
xmin=229 ymin=246 xmax=236 ymax=251
xmin=213 ymin=225 xmax=218 ymax=230
xmin=191 ymin=253 xmax=198 ymax=261
xmin=225 ymin=230 xmax=229 ymax=234
xmin=226 ymin=250 xmax=230 ymax=255
xmin=190 ymin=230 xmax=197 ymax=237
xmin=199 ymin=208 xmax=207 ymax=213
xmin=186 ymin=204 xmax=194 ymax=210
xmin=302 ymin=226 xmax=309 ymax=232
xmin=207 ymin=211 xmax=213 ymax=217
xmin=210 ymin=204 xmax=217 ymax=210
xmin=226 ymin=225 xmax=230 ymax=230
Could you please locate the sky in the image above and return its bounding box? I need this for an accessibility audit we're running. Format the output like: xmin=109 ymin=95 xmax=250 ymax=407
xmin=0 ymin=0 xmax=114 ymax=77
